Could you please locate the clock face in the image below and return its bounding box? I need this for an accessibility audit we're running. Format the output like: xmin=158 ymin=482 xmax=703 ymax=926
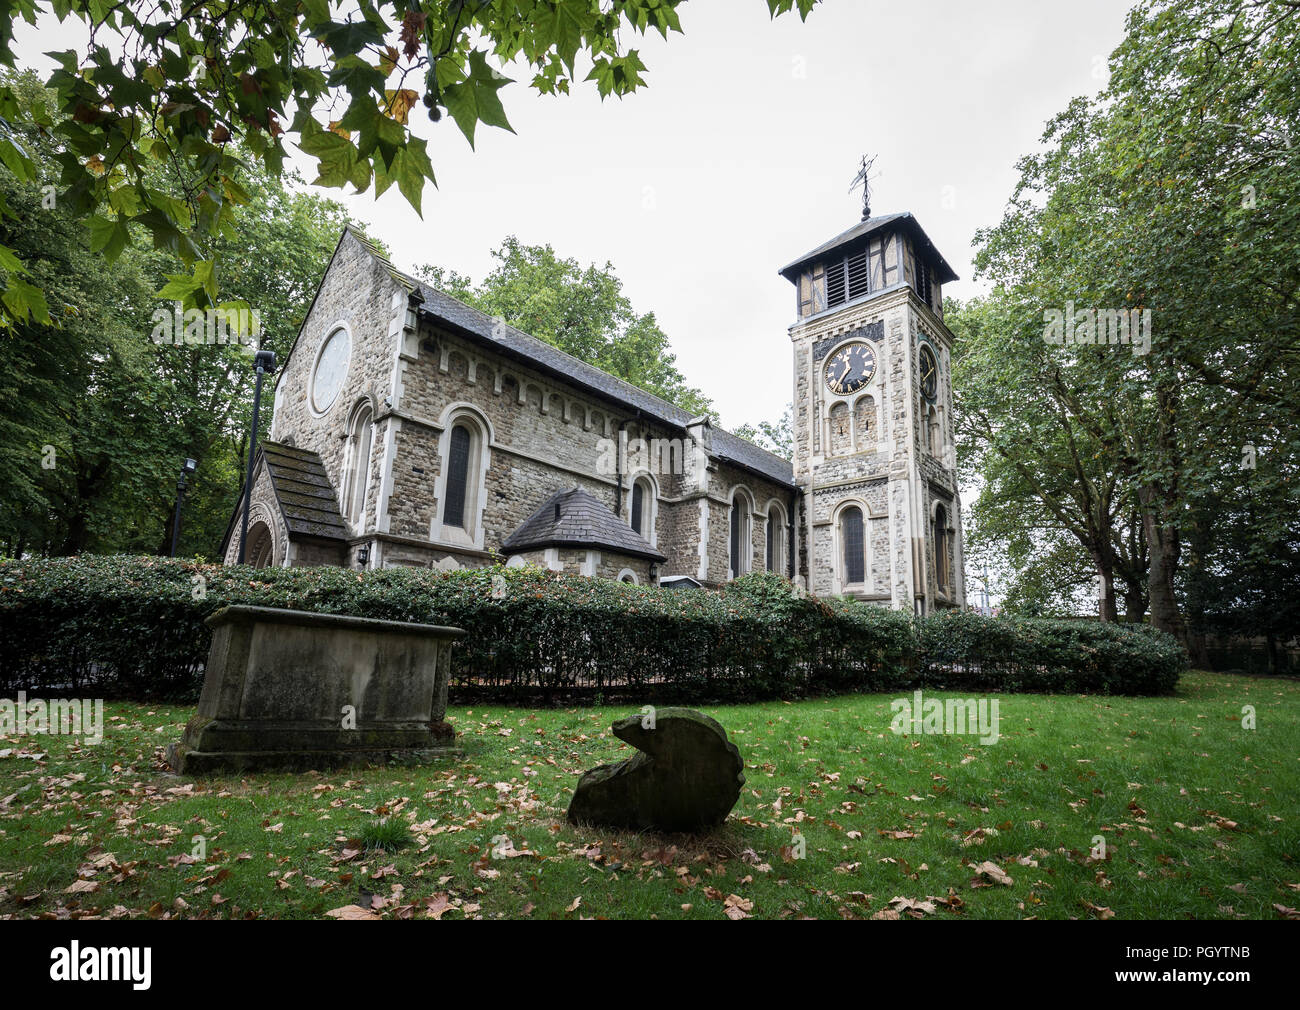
xmin=312 ymin=327 xmax=350 ymax=413
xmin=824 ymin=341 xmax=876 ymax=396
xmin=919 ymin=344 xmax=938 ymax=401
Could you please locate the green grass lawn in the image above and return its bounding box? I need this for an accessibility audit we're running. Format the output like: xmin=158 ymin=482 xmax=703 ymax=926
xmin=1 ymin=671 xmax=1296 ymax=920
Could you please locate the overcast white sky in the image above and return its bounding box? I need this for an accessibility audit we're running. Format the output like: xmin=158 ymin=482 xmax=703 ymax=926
xmin=16 ymin=0 xmax=1133 ymax=434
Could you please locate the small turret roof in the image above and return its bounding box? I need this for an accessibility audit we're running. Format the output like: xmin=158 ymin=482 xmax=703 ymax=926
xmin=778 ymin=211 xmax=959 ymax=285
xmin=502 ymin=487 xmax=666 ymax=563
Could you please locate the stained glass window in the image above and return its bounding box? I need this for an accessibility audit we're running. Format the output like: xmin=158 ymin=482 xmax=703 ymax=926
xmin=842 ymin=507 xmax=865 ymax=585
xmin=444 ymin=425 xmax=471 ymax=529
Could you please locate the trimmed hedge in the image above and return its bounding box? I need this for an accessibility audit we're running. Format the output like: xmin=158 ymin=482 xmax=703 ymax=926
xmin=915 ymin=608 xmax=1186 ymax=696
xmin=0 ymin=556 xmax=1184 ymax=703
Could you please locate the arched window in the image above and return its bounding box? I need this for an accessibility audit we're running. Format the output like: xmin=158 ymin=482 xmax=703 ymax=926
xmin=443 ymin=423 xmax=472 ymax=529
xmin=630 ymin=475 xmax=657 ymax=544
xmin=766 ymin=503 xmax=786 ymax=574
xmin=934 ymin=504 xmax=951 ymax=594
xmin=246 ymin=521 xmax=275 ymax=569
xmin=343 ymin=404 xmax=373 ymax=526
xmin=433 ymin=406 xmax=491 ymax=549
xmin=729 ymin=490 xmax=753 ymax=579
xmin=840 ymin=506 xmax=865 ymax=586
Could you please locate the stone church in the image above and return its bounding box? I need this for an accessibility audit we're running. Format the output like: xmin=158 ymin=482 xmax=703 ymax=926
xmin=223 ymin=209 xmax=966 ymax=612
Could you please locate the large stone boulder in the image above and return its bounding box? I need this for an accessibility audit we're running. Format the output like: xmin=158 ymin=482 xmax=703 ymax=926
xmin=567 ymin=708 xmax=745 ymax=832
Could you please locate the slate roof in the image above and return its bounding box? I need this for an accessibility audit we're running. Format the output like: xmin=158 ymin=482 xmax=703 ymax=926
xmin=502 ymin=488 xmax=667 ymax=562
xmin=390 ymin=267 xmax=796 ymax=490
xmin=258 ymin=441 xmax=349 ymax=542
xmin=778 ymin=211 xmax=959 ymax=285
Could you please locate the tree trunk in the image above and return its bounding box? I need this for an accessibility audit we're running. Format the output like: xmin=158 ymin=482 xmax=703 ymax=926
xmin=59 ymin=513 xmax=90 ymax=556
xmin=1121 ymin=574 xmax=1146 ymax=623
xmin=59 ymin=457 xmax=111 ymax=556
xmin=1092 ymin=553 xmax=1118 ymax=622
xmin=1139 ymin=484 xmax=1185 ymax=642
xmin=1186 ymin=630 xmax=1212 ymax=670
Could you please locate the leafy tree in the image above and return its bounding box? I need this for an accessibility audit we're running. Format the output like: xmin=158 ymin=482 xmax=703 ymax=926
xmin=949 ymin=293 xmax=1148 ymax=622
xmin=990 ymin=534 xmax=1092 ymax=619
xmin=418 ymin=236 xmax=714 ymax=417
xmin=734 ymin=405 xmax=793 ymax=460
xmin=0 ymin=0 xmax=820 ymax=325
xmin=956 ymin=0 xmax=1300 ymax=642
xmin=0 ymin=69 xmax=360 ymax=557
xmin=1181 ymin=472 xmax=1300 ymax=673
xmin=0 ymin=71 xmax=161 ymax=555
xmin=153 ymin=160 xmax=360 ymax=556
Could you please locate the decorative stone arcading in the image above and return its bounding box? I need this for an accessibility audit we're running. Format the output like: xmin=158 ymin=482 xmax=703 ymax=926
xmin=222 ymin=460 xmax=285 ymax=567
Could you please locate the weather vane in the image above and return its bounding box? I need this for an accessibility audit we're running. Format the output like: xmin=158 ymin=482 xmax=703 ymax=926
xmin=849 ymin=154 xmax=877 ymax=220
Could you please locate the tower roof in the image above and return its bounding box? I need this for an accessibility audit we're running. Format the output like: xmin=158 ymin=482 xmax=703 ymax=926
xmin=502 ymin=488 xmax=667 ymax=563
xmin=778 ymin=212 xmax=959 ymax=285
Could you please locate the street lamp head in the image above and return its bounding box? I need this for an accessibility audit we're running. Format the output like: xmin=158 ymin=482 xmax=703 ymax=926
xmin=254 ymin=349 xmax=277 ymax=374
xmin=172 ymin=458 xmax=198 ymax=557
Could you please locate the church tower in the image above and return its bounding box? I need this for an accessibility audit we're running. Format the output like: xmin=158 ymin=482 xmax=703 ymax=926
xmin=780 ymin=195 xmax=966 ymax=613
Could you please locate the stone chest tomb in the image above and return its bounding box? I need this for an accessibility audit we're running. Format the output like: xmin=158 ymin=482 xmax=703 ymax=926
xmin=168 ymin=605 xmax=464 ymax=774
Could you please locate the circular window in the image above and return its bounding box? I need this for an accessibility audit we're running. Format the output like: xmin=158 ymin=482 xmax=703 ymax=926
xmin=311 ymin=327 xmax=351 ymax=413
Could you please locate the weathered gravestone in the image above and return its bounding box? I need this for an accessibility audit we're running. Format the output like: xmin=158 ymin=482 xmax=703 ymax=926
xmin=167 ymin=605 xmax=464 ymax=774
xmin=567 ymin=708 xmax=745 ymax=832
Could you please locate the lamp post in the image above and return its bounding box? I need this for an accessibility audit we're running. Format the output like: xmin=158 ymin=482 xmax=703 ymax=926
xmin=170 ymin=457 xmax=198 ymax=558
xmin=238 ymin=349 xmax=277 ymax=565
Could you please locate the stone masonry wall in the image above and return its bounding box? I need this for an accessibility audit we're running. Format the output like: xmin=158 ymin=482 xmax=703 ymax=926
xmin=268 ymin=229 xmax=409 ymax=545
xmin=237 ymin=226 xmax=962 ymax=607
xmin=789 ymin=278 xmax=966 ymax=609
xmin=251 ymin=231 xmax=802 ymax=589
xmin=383 ymin=321 xmax=793 ymax=585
